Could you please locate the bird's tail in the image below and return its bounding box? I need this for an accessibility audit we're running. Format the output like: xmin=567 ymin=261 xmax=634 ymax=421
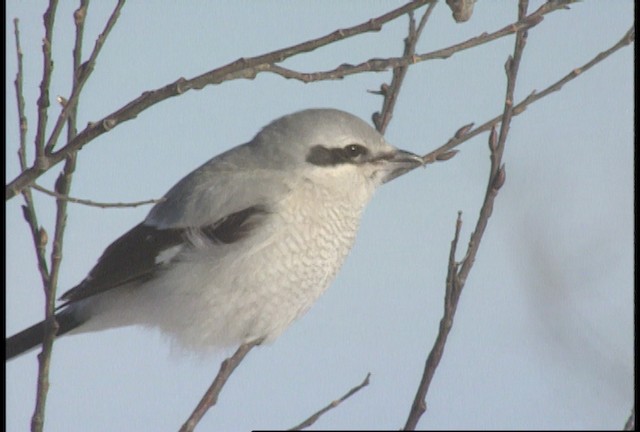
xmin=6 ymin=311 xmax=83 ymax=361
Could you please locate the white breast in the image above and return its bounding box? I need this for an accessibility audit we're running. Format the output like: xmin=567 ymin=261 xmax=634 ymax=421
xmin=77 ymin=170 xmax=377 ymax=353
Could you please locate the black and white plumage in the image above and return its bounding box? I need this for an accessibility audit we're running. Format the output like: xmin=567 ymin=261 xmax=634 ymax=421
xmin=6 ymin=108 xmax=423 ymax=360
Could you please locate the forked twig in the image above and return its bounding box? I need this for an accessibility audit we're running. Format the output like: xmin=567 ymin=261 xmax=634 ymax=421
xmin=7 ymin=0 xmax=582 ymax=200
xmin=404 ymin=1 xmax=530 ymax=429
xmin=289 ymin=373 xmax=371 ymax=431
xmin=31 ymin=183 xmax=163 ymax=208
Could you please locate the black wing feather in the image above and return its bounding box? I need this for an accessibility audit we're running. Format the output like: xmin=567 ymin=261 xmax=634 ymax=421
xmin=60 ymin=205 xmax=268 ymax=305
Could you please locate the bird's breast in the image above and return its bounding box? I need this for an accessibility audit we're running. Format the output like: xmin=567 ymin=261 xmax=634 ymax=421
xmin=140 ymin=178 xmax=373 ymax=352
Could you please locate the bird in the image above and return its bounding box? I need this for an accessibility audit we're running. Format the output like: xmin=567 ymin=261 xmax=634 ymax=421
xmin=6 ymin=108 xmax=423 ymax=360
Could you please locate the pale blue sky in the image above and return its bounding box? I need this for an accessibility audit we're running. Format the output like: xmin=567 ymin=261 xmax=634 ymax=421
xmin=6 ymin=2 xmax=634 ymax=431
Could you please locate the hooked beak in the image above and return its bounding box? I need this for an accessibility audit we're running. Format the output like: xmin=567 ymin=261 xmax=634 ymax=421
xmin=381 ymin=149 xmax=424 ymax=184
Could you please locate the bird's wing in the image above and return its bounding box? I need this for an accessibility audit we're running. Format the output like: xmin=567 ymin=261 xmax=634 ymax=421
xmin=60 ymin=144 xmax=291 ymax=306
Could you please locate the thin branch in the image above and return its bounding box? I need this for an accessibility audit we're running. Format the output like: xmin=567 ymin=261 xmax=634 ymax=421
xmin=17 ymin=199 xmax=51 ymax=304
xmin=17 ymin=14 xmax=53 ymax=432
xmin=372 ymin=3 xmax=436 ymax=134
xmin=65 ymin=0 xmax=89 ymax=143
xmin=419 ymin=24 xmax=635 ymax=164
xmin=289 ymin=373 xmax=371 ymax=431
xmin=10 ymin=0 xmax=583 ymax=200
xmin=32 ymin=4 xmax=89 ymax=431
xmin=14 ymin=18 xmax=28 ymax=171
xmin=404 ymin=1 xmax=530 ymax=429
xmin=15 ymin=17 xmax=50 ymax=292
xmin=456 ymin=0 xmax=528 ymax=281
xmin=32 ymin=160 xmax=74 ymax=432
xmin=179 ymin=340 xmax=262 ymax=432
xmin=31 ymin=183 xmax=162 ymax=208
xmin=6 ymin=0 xmax=431 ymax=200
xmin=43 ymin=0 xmax=125 ymax=155
xmin=184 ymin=0 xmax=434 ymax=91
xmin=288 ymin=1 xmax=579 ymax=84
xmin=403 ymin=211 xmax=463 ymax=429
xmin=514 ymin=25 xmax=635 ymax=112
xmin=258 ymin=2 xmax=553 ymax=85
xmin=14 ymin=17 xmax=50 ymax=285
xmin=32 ymin=0 xmax=58 ymax=178
xmin=31 ymin=1 xmax=60 ymax=428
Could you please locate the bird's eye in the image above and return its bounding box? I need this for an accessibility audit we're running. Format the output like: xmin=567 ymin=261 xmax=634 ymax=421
xmin=344 ymin=144 xmax=368 ymax=159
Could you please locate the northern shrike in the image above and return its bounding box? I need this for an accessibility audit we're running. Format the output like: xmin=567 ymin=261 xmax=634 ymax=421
xmin=6 ymin=108 xmax=423 ymax=359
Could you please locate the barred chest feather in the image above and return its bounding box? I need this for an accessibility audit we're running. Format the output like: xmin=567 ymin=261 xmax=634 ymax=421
xmin=118 ymin=176 xmax=376 ymax=353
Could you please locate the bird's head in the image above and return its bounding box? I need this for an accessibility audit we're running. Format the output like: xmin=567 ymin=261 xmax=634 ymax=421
xmin=252 ymin=108 xmax=423 ymax=190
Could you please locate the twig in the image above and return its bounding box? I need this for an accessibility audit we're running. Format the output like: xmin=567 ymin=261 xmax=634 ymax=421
xmin=26 ymin=5 xmax=59 ymax=431
xmin=43 ymin=0 xmax=125 ymax=155
xmin=419 ymin=24 xmax=635 ymax=164
xmin=289 ymin=373 xmax=371 ymax=431
xmin=32 ymin=0 xmax=58 ymax=179
xmin=14 ymin=19 xmax=28 ymax=171
xmin=233 ymin=6 xmax=550 ymax=87
xmin=456 ymin=0 xmax=528 ymax=280
xmin=185 ymin=0 xmax=434 ymax=91
xmin=32 ymin=3 xmax=90 ymax=431
xmin=259 ymin=1 xmax=557 ymax=85
xmin=65 ymin=0 xmax=89 ymax=142
xmin=404 ymin=1 xmax=530 ymax=429
xmin=5 ymin=0 xmax=430 ymax=200
xmin=33 ymin=157 xmax=75 ymax=432
xmin=403 ymin=211 xmax=463 ymax=429
xmin=31 ymin=183 xmax=162 ymax=208
xmin=179 ymin=340 xmax=261 ymax=432
xmin=14 ymin=0 xmax=55 ymax=278
xmin=372 ymin=3 xmax=436 ymax=134
xmin=8 ymin=0 xmax=582 ymax=200
xmin=14 ymin=17 xmax=51 ymax=290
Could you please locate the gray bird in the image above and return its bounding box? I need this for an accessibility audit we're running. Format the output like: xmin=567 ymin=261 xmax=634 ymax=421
xmin=6 ymin=108 xmax=423 ymax=360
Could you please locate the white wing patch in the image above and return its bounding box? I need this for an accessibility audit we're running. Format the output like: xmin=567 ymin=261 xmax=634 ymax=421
xmin=155 ymin=245 xmax=184 ymax=265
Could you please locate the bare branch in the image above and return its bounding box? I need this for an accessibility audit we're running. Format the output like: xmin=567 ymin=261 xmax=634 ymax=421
xmin=30 ymin=5 xmax=61 ymax=431
xmin=32 ymin=0 xmax=59 ymax=179
xmin=14 ymin=19 xmax=28 ymax=171
xmin=456 ymin=0 xmax=527 ymax=281
xmin=43 ymin=0 xmax=125 ymax=155
xmin=252 ymin=13 xmax=541 ymax=85
xmin=11 ymin=0 xmax=584 ymax=200
xmin=33 ymin=158 xmax=76 ymax=432
xmin=32 ymin=3 xmax=91 ymax=430
xmin=17 ymin=13 xmax=53 ymax=432
xmin=31 ymin=183 xmax=162 ymax=208
xmin=13 ymin=19 xmax=50 ymax=286
xmin=289 ymin=373 xmax=371 ymax=431
xmin=65 ymin=0 xmax=89 ymax=142
xmin=185 ymin=0 xmax=434 ymax=90
xmin=404 ymin=1 xmax=531 ymax=428
xmin=261 ymin=0 xmax=577 ymax=86
xmin=513 ymin=25 xmax=635 ymax=113
xmin=419 ymin=24 xmax=635 ymax=164
xmin=403 ymin=211 xmax=463 ymax=429
xmin=6 ymin=0 xmax=431 ymax=200
xmin=373 ymin=2 xmax=436 ymax=134
xmin=179 ymin=340 xmax=262 ymax=432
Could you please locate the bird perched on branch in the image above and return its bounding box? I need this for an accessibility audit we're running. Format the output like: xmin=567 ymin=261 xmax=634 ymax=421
xmin=6 ymin=108 xmax=423 ymax=360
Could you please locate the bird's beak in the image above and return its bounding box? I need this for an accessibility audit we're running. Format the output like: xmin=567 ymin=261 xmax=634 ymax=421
xmin=382 ymin=149 xmax=424 ymax=184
